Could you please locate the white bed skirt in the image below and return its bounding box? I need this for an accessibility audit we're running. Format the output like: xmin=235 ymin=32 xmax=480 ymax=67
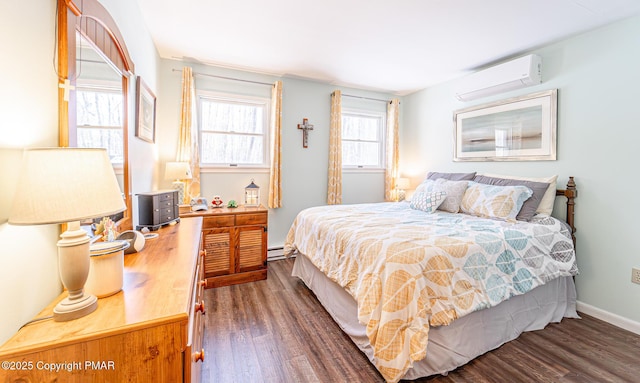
xmin=292 ymin=253 xmax=579 ymax=380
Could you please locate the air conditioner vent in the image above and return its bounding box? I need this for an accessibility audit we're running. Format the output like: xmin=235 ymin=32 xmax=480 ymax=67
xmin=455 ymin=54 xmax=542 ymax=101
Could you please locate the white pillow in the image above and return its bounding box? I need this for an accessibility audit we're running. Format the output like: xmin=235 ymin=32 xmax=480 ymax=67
xmin=414 ymin=179 xmax=436 ymax=194
xmin=480 ymin=173 xmax=557 ymax=216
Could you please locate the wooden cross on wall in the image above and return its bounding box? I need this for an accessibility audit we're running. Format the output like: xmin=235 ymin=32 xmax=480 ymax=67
xmin=59 ymin=78 xmax=75 ymax=101
xmin=297 ymin=118 xmax=314 ymax=148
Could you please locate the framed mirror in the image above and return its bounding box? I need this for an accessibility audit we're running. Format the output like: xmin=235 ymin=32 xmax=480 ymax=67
xmin=57 ymin=0 xmax=135 ymax=230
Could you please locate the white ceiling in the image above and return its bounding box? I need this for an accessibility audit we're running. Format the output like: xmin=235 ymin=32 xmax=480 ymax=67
xmin=134 ymin=0 xmax=640 ymax=95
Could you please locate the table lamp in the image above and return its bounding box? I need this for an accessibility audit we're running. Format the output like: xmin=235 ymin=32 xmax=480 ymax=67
xmin=396 ymin=178 xmax=410 ymax=202
xmin=165 ymin=161 xmax=192 ymax=204
xmin=9 ymin=148 xmax=125 ymax=321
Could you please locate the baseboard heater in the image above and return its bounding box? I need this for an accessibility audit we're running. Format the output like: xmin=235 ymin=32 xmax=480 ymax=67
xmin=268 ymin=246 xmax=293 ymax=261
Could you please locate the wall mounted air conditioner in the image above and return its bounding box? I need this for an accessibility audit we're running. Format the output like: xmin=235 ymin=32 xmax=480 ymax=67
xmin=455 ymin=54 xmax=542 ymax=101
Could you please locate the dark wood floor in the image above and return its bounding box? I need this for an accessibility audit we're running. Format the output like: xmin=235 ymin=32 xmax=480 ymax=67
xmin=202 ymin=258 xmax=640 ymax=382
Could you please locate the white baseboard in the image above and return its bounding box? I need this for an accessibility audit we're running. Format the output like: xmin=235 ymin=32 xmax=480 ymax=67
xmin=576 ymin=301 xmax=640 ymax=335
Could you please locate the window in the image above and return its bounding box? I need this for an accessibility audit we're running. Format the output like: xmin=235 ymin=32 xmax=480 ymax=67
xmin=76 ymin=86 xmax=123 ymax=165
xmin=342 ymin=110 xmax=385 ymax=169
xmin=198 ymin=92 xmax=269 ymax=168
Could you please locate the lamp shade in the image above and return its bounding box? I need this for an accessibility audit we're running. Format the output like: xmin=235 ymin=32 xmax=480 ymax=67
xmin=165 ymin=162 xmax=192 ymax=181
xmin=396 ymin=178 xmax=410 ymax=190
xmin=9 ymin=148 xmax=126 ymax=225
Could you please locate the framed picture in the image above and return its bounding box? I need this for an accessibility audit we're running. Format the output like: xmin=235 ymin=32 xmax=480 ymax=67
xmin=453 ymin=89 xmax=557 ymax=161
xmin=135 ymin=77 xmax=156 ymax=143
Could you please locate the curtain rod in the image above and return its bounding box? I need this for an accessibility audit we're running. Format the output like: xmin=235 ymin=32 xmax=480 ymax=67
xmin=341 ymin=93 xmax=396 ymax=104
xmin=171 ymin=69 xmax=273 ymax=87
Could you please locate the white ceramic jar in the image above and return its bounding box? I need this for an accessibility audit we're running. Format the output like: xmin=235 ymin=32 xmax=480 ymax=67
xmin=86 ymin=240 xmax=129 ymax=298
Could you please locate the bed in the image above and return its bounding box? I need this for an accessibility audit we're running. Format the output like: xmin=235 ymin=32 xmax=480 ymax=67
xmin=284 ymin=174 xmax=578 ymax=382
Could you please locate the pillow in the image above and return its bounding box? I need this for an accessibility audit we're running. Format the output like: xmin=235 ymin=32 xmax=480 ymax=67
xmin=414 ymin=179 xmax=436 ymax=194
xmin=473 ymin=175 xmax=549 ymax=221
xmin=410 ymin=191 xmax=447 ymax=213
xmin=427 ymin=171 xmax=476 ymax=181
xmin=480 ymin=173 xmax=557 ymax=216
xmin=432 ymin=178 xmax=469 ymax=213
xmin=461 ymin=182 xmax=533 ymax=221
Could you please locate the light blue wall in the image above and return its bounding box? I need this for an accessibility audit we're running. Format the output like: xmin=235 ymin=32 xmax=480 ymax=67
xmin=156 ymin=60 xmax=396 ymax=248
xmin=402 ymin=15 xmax=640 ymax=325
xmin=0 ymin=0 xmax=65 ymax=345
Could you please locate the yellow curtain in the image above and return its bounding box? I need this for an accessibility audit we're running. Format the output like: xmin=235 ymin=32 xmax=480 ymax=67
xmin=384 ymin=99 xmax=400 ymax=201
xmin=176 ymin=66 xmax=200 ymax=203
xmin=327 ymin=90 xmax=342 ymax=205
xmin=268 ymin=81 xmax=283 ymax=209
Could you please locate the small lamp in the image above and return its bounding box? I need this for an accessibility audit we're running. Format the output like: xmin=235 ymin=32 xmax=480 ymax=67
xmin=396 ymin=178 xmax=410 ymax=202
xmin=9 ymin=148 xmax=125 ymax=322
xmin=165 ymin=162 xmax=192 ymax=204
xmin=244 ymin=179 xmax=260 ymax=207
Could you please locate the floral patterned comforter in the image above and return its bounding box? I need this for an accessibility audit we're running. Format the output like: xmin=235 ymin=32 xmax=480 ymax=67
xmin=284 ymin=202 xmax=578 ymax=382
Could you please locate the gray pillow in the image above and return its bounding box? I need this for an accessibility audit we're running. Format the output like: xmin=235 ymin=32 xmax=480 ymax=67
xmin=427 ymin=171 xmax=476 ymax=181
xmin=432 ymin=178 xmax=469 ymax=213
xmin=473 ymin=175 xmax=549 ymax=221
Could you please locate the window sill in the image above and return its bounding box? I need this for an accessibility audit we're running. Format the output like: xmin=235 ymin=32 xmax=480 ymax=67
xmin=200 ymin=166 xmax=270 ymax=174
xmin=342 ymin=168 xmax=385 ymax=174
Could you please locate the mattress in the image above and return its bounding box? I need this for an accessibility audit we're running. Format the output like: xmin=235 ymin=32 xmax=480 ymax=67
xmin=292 ymin=253 xmax=578 ymax=380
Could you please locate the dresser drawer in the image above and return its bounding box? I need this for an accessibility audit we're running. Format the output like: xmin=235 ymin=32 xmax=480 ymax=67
xmin=203 ymin=215 xmax=235 ymax=229
xmin=158 ymin=192 xmax=174 ymax=203
xmin=158 ymin=199 xmax=175 ymax=208
xmin=161 ymin=209 xmax=177 ymax=222
xmin=236 ymin=213 xmax=267 ymax=226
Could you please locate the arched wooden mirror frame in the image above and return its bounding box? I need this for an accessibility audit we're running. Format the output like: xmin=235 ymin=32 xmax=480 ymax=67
xmin=57 ymin=0 xmax=135 ymax=230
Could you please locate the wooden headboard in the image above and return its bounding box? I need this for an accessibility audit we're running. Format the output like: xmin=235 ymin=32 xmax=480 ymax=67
xmin=556 ymin=176 xmax=577 ymax=246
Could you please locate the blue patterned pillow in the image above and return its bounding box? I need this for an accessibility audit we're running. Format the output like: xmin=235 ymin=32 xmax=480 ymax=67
xmin=461 ymin=181 xmax=533 ymax=221
xmin=410 ymin=191 xmax=448 ymax=213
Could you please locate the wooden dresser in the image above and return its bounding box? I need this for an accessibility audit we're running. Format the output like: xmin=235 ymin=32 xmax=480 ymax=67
xmin=0 ymin=217 xmax=206 ymax=383
xmin=181 ymin=205 xmax=267 ymax=288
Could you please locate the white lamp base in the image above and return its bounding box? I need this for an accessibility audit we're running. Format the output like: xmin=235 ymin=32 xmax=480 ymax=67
xmin=172 ymin=180 xmax=186 ymax=204
xmin=53 ymin=294 xmax=98 ymax=321
xmin=54 ymin=221 xmax=98 ymax=322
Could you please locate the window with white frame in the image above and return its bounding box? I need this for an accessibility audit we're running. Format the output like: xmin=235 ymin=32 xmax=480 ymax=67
xmin=198 ymin=92 xmax=269 ymax=167
xmin=76 ymin=86 xmax=124 ymax=165
xmin=342 ymin=109 xmax=386 ymax=169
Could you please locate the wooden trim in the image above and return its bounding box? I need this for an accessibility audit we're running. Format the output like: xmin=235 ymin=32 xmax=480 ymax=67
xmin=57 ymin=0 xmax=71 ymax=147
xmin=556 ymin=176 xmax=577 ymax=246
xmin=64 ymin=0 xmax=81 ymax=16
xmin=58 ymin=0 xmax=135 ymax=230
xmin=121 ymin=74 xmax=132 ymax=230
xmin=66 ymin=0 xmax=134 ymax=73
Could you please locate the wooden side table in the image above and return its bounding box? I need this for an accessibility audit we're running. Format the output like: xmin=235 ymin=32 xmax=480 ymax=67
xmin=181 ymin=205 xmax=268 ymax=288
